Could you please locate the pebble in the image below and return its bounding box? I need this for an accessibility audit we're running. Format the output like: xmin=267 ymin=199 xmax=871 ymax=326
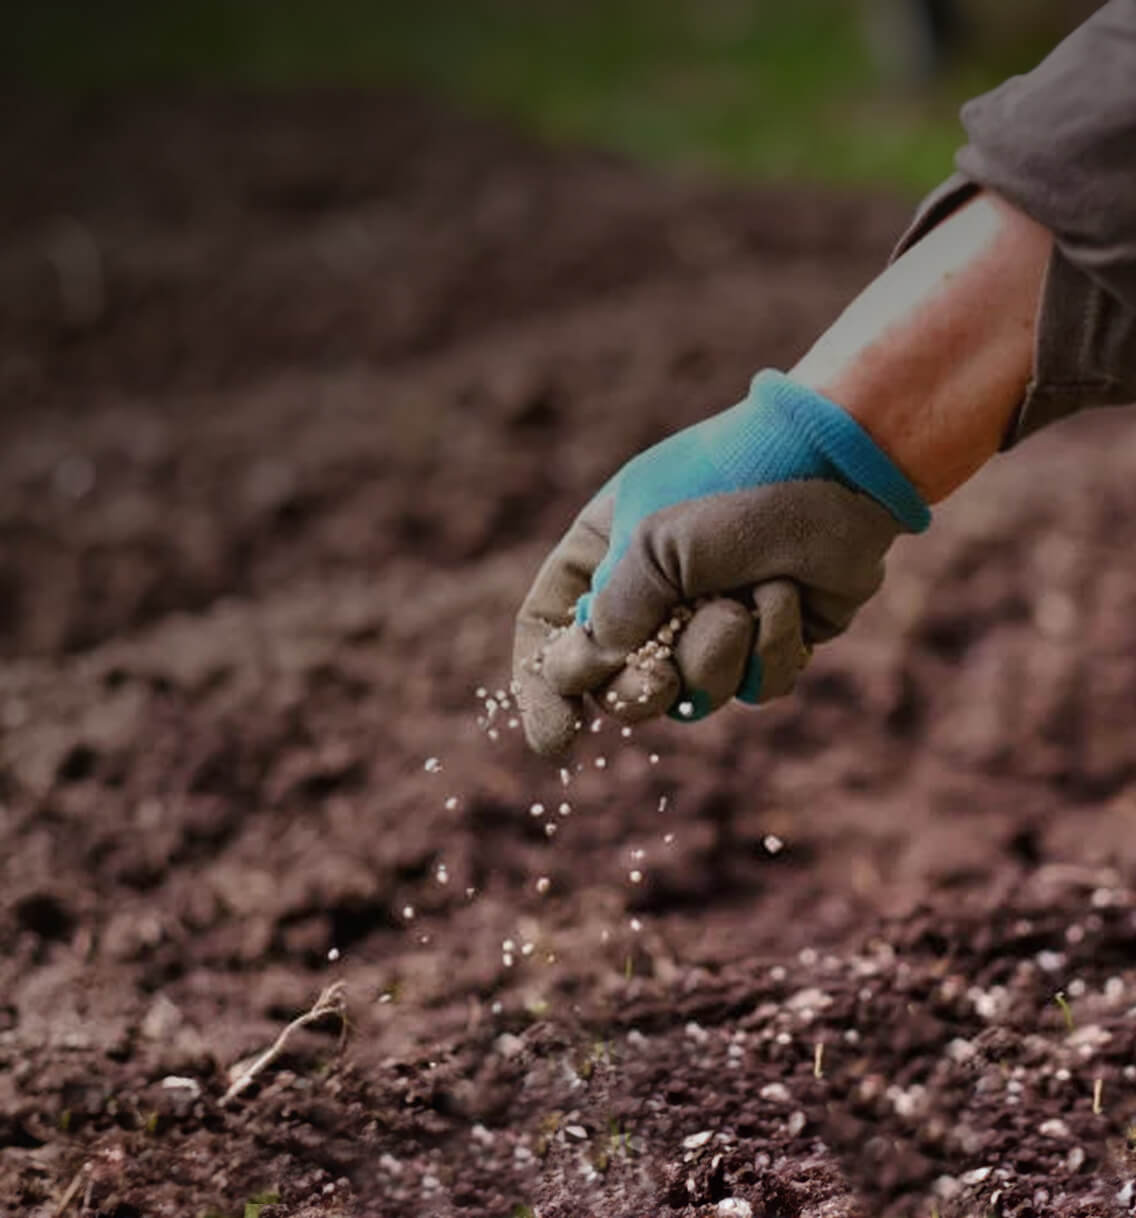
xmin=682 ymin=1130 xmax=713 ymax=1150
xmin=760 ymin=1082 xmax=790 ymax=1103
xmin=565 ymin=1124 xmax=588 ymax=1140
xmin=717 ymin=1201 xmax=753 ymax=1218
xmin=423 ymin=757 xmax=441 ymax=773
xmin=787 ymin=1111 xmax=807 ymax=1137
xmin=1039 ymin=1118 xmax=1071 ymax=1139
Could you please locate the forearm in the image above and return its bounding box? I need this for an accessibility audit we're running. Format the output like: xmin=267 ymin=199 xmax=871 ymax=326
xmin=791 ymin=190 xmax=1052 ymax=503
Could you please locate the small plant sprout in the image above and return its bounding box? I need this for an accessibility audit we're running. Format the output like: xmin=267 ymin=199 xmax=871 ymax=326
xmin=814 ymin=1042 xmax=825 ymax=1079
xmin=1055 ymin=991 xmax=1076 ymax=1032
xmin=1093 ymin=1076 xmax=1104 ymax=1115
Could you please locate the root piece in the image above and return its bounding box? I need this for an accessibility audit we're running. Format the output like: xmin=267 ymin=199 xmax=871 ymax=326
xmin=220 ymin=981 xmax=349 ymax=1107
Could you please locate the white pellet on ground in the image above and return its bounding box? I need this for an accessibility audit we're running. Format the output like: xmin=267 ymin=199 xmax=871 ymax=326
xmin=763 ymin=834 xmax=784 ymax=854
xmin=536 ymin=876 xmax=550 ymax=894
xmin=717 ymin=1200 xmax=753 ymax=1218
xmin=682 ymin=1130 xmax=713 ymax=1150
xmin=444 ymin=796 xmax=459 ymax=811
xmin=424 ymin=757 xmax=442 ymax=773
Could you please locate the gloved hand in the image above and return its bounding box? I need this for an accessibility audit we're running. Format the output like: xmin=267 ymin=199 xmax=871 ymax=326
xmin=513 ymin=369 xmax=930 ymax=756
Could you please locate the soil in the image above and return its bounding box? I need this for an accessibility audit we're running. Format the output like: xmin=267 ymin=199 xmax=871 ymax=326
xmin=3 ymin=90 xmax=1136 ymax=1218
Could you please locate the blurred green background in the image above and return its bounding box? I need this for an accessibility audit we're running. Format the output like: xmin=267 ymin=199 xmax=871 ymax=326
xmin=10 ymin=1 xmax=1097 ymax=193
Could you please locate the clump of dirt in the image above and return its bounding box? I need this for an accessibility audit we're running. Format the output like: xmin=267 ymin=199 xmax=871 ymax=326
xmin=3 ymin=90 xmax=1136 ymax=1218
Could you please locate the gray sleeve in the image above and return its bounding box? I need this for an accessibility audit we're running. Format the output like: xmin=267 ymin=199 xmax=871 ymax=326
xmin=893 ymin=0 xmax=1136 ymax=445
xmin=957 ymin=0 xmax=1136 ymax=311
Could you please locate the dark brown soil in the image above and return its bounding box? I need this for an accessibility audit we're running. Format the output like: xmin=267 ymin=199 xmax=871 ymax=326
xmin=3 ymin=91 xmax=1136 ymax=1218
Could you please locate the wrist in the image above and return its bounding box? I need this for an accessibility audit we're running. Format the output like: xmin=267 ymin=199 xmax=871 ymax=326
xmin=789 ymin=191 xmax=1051 ymax=504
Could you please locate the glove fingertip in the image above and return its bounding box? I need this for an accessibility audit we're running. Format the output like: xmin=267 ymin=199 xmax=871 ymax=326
xmin=668 ymin=688 xmax=713 ymax=723
xmin=735 ymin=655 xmax=763 ymax=705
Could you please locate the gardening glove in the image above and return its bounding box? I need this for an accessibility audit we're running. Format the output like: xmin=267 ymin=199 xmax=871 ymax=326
xmin=513 ymin=369 xmax=931 ymax=756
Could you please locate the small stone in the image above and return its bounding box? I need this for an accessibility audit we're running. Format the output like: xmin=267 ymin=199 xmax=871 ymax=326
xmin=565 ymin=1124 xmax=588 ymax=1140
xmin=1040 ymin=1118 xmax=1071 ymax=1139
xmin=760 ymin=1082 xmax=790 ymax=1103
xmin=763 ymin=834 xmax=784 ymax=854
xmin=424 ymin=757 xmax=442 ymax=773
xmin=787 ymin=1110 xmax=807 ymax=1137
xmin=682 ymin=1130 xmax=713 ymax=1150
xmin=536 ymin=876 xmax=550 ymax=894
xmin=717 ymin=1201 xmax=753 ymax=1218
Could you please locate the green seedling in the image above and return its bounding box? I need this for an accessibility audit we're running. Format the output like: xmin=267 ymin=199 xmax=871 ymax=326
xmin=1054 ymin=991 xmax=1075 ymax=1032
xmin=244 ymin=1194 xmax=281 ymax=1218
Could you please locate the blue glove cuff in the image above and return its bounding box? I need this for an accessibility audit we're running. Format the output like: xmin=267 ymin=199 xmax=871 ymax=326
xmin=749 ymin=370 xmax=931 ymax=533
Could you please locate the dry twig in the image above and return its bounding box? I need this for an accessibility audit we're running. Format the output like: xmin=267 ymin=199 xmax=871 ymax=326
xmin=220 ymin=981 xmax=348 ymax=1107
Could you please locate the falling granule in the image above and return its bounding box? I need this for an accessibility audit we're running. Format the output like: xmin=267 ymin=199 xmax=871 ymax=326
xmin=629 ymin=917 xmax=642 ymax=932
xmin=536 ymin=876 xmax=551 ymax=895
xmin=657 ymin=795 xmax=668 ymax=813
xmin=444 ymin=796 xmax=459 ymax=811
xmin=402 ymin=905 xmax=415 ymax=920
xmin=530 ymin=802 xmax=545 ymax=817
xmin=595 ymin=756 xmax=607 ymax=769
xmin=327 ymin=947 xmax=340 ymax=962
xmin=764 ymin=834 xmax=785 ymax=854
xmin=424 ymin=757 xmax=442 ymax=774
xmin=629 ymin=869 xmax=643 ymax=884
xmin=558 ymin=802 xmax=572 ymax=817
xmin=649 ymin=753 xmax=660 ymax=765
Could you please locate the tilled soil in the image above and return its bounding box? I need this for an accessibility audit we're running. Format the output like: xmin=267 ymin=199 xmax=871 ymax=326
xmin=3 ymin=91 xmax=1136 ymax=1218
